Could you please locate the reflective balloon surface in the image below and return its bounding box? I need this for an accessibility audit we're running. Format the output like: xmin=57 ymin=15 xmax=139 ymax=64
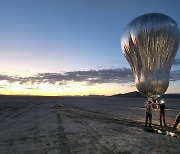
xmin=121 ymin=13 xmax=180 ymax=98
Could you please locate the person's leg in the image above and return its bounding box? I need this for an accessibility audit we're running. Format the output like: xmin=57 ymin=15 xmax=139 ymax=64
xmin=145 ymin=113 xmax=148 ymax=127
xmin=160 ymin=112 xmax=162 ymax=126
xmin=149 ymin=114 xmax=152 ymax=128
xmin=163 ymin=112 xmax=166 ymax=126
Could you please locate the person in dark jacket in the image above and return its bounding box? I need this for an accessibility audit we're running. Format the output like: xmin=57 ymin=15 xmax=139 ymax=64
xmin=157 ymin=99 xmax=166 ymax=126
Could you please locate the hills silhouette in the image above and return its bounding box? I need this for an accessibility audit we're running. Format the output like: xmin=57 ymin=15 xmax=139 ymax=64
xmin=112 ymin=91 xmax=180 ymax=99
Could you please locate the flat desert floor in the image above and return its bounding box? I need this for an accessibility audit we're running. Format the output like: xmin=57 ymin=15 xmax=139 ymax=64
xmin=0 ymin=96 xmax=179 ymax=154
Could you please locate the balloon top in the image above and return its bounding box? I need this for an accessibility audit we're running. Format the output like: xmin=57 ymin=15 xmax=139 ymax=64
xmin=130 ymin=13 xmax=178 ymax=25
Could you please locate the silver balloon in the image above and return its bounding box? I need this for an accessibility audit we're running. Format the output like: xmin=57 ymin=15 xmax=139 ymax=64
xmin=121 ymin=13 xmax=180 ymax=98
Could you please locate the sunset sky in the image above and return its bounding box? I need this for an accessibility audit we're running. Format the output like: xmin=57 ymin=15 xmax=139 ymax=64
xmin=0 ymin=0 xmax=180 ymax=96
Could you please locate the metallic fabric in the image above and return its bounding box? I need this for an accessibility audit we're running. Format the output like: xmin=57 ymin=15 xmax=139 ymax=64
xmin=121 ymin=13 xmax=180 ymax=98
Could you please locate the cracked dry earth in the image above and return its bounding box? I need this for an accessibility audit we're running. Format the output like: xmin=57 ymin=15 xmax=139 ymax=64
xmin=0 ymin=96 xmax=180 ymax=154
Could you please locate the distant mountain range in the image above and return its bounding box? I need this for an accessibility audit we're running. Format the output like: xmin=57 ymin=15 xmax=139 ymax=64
xmin=112 ymin=91 xmax=180 ymax=99
xmin=0 ymin=91 xmax=180 ymax=99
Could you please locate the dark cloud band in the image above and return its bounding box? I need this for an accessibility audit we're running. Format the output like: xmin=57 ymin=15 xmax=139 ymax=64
xmin=0 ymin=68 xmax=180 ymax=85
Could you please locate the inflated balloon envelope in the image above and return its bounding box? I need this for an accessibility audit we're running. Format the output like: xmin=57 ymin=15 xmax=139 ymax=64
xmin=121 ymin=13 xmax=180 ymax=98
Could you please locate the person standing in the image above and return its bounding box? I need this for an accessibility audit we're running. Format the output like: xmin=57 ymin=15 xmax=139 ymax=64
xmin=157 ymin=100 xmax=166 ymax=126
xmin=145 ymin=99 xmax=153 ymax=129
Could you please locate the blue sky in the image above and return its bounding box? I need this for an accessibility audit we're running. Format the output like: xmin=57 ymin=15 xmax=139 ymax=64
xmin=0 ymin=0 xmax=180 ymax=95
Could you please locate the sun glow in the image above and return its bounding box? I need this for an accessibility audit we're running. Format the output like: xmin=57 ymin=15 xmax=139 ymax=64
xmin=0 ymin=78 xmax=135 ymax=96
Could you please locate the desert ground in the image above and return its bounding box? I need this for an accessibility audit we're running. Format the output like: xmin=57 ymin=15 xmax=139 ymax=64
xmin=0 ymin=95 xmax=179 ymax=154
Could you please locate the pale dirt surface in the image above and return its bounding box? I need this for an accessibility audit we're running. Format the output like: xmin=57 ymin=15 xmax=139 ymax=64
xmin=0 ymin=96 xmax=179 ymax=154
